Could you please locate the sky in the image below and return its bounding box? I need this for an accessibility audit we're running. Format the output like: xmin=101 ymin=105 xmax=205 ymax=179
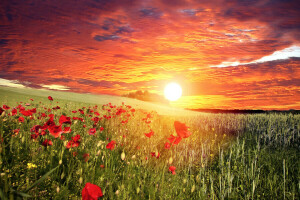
xmin=0 ymin=0 xmax=299 ymax=110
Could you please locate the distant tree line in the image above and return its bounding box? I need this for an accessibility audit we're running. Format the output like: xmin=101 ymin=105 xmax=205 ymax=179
xmin=123 ymin=90 xmax=169 ymax=105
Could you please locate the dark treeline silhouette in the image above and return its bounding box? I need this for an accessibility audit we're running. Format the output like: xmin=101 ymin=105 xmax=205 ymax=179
xmin=186 ymin=108 xmax=300 ymax=114
xmin=123 ymin=90 xmax=169 ymax=105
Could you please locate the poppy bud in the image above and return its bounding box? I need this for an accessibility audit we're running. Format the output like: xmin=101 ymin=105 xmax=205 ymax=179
xmin=121 ymin=152 xmax=125 ymax=161
xmin=168 ymin=157 xmax=173 ymax=164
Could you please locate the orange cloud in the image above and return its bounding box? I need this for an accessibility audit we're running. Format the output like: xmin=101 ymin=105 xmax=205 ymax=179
xmin=0 ymin=0 xmax=299 ymax=109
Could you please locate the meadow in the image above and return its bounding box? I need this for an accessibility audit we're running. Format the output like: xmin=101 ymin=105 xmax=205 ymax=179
xmin=0 ymin=86 xmax=299 ymax=199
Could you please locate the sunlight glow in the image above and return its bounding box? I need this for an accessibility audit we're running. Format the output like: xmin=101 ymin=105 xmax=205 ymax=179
xmin=164 ymin=83 xmax=182 ymax=101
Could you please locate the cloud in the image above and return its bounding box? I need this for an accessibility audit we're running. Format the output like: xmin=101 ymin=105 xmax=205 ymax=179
xmin=41 ymin=84 xmax=70 ymax=91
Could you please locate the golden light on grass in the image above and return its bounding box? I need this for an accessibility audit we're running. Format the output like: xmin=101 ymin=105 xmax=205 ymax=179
xmin=164 ymin=82 xmax=182 ymax=101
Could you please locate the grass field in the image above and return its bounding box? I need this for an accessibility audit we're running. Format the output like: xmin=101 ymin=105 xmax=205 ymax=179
xmin=0 ymin=86 xmax=299 ymax=199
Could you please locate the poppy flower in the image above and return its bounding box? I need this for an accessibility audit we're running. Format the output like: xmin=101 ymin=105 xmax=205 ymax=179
xmin=99 ymin=127 xmax=104 ymax=132
xmin=169 ymin=166 xmax=176 ymax=175
xmin=164 ymin=142 xmax=171 ymax=149
xmin=20 ymin=110 xmax=32 ymax=116
xmin=29 ymin=108 xmax=36 ymax=113
xmin=145 ymin=129 xmax=154 ymax=138
xmin=174 ymin=121 xmax=191 ymax=138
xmin=13 ymin=129 xmax=20 ymax=137
xmin=88 ymin=128 xmax=96 ymax=135
xmin=151 ymin=152 xmax=160 ymax=158
xmin=42 ymin=139 xmax=53 ymax=147
xmin=63 ymin=127 xmax=71 ymax=133
xmin=0 ymin=107 xmax=3 ymax=115
xmin=11 ymin=108 xmax=17 ymax=116
xmin=48 ymin=96 xmax=53 ymax=101
xmin=66 ymin=135 xmax=81 ymax=149
xmin=59 ymin=115 xmax=72 ymax=125
xmin=31 ymin=133 xmax=39 ymax=140
xmin=83 ymin=153 xmax=90 ymax=162
xmin=167 ymin=134 xmax=182 ymax=145
xmin=82 ymin=182 xmax=103 ymax=200
xmin=18 ymin=116 xmax=25 ymax=122
xmin=30 ymin=98 xmax=34 ymax=101
xmin=2 ymin=105 xmax=10 ymax=110
xmin=106 ymin=140 xmax=116 ymax=150
xmin=48 ymin=125 xmax=63 ymax=138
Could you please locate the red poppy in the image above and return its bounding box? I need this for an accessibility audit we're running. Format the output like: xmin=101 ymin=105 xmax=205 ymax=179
xmin=72 ymin=110 xmax=77 ymax=113
xmin=31 ymin=125 xmax=42 ymax=134
xmin=48 ymin=96 xmax=53 ymax=101
xmin=13 ymin=129 xmax=20 ymax=137
xmin=99 ymin=127 xmax=104 ymax=132
xmin=145 ymin=129 xmax=154 ymax=138
xmin=100 ymin=164 xmax=105 ymax=168
xmin=63 ymin=127 xmax=71 ymax=133
xmin=2 ymin=105 xmax=10 ymax=110
xmin=174 ymin=121 xmax=191 ymax=138
xmin=82 ymin=182 xmax=103 ymax=200
xmin=42 ymin=139 xmax=53 ymax=147
xmin=25 ymin=103 xmax=30 ymax=106
xmin=0 ymin=107 xmax=3 ymax=115
xmin=106 ymin=140 xmax=116 ymax=150
xmin=164 ymin=142 xmax=171 ymax=149
xmin=167 ymin=134 xmax=182 ymax=145
xmin=11 ymin=108 xmax=17 ymax=116
xmin=169 ymin=166 xmax=176 ymax=175
xmin=66 ymin=135 xmax=81 ymax=149
xmin=18 ymin=116 xmax=25 ymax=122
xmin=151 ymin=152 xmax=160 ymax=158
xmin=20 ymin=110 xmax=32 ymax=116
xmin=48 ymin=125 xmax=63 ymax=138
xmin=59 ymin=115 xmax=72 ymax=125
xmin=31 ymin=133 xmax=39 ymax=140
xmin=88 ymin=128 xmax=96 ymax=135
xmin=29 ymin=108 xmax=36 ymax=113
xmin=83 ymin=153 xmax=90 ymax=162
xmin=30 ymin=98 xmax=34 ymax=101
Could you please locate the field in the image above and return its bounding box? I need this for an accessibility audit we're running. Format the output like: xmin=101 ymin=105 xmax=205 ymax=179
xmin=0 ymin=86 xmax=299 ymax=199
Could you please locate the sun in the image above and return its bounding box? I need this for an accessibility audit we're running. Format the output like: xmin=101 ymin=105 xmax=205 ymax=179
xmin=164 ymin=82 xmax=182 ymax=101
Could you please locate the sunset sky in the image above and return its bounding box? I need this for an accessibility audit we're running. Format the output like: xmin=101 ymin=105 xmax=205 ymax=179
xmin=0 ymin=0 xmax=299 ymax=110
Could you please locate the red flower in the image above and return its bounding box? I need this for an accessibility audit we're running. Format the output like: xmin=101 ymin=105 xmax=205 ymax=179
xmin=99 ymin=127 xmax=104 ymax=132
xmin=88 ymin=128 xmax=96 ymax=135
xmin=169 ymin=166 xmax=176 ymax=175
xmin=100 ymin=164 xmax=105 ymax=168
xmin=18 ymin=116 xmax=25 ymax=122
xmin=59 ymin=115 xmax=72 ymax=125
xmin=0 ymin=107 xmax=3 ymax=115
xmin=151 ymin=152 xmax=160 ymax=158
xmin=20 ymin=110 xmax=32 ymax=116
xmin=29 ymin=108 xmax=36 ymax=113
xmin=145 ymin=129 xmax=154 ymax=138
xmin=106 ymin=140 xmax=116 ymax=150
xmin=82 ymin=182 xmax=103 ymax=200
xmin=66 ymin=135 xmax=81 ymax=149
xmin=167 ymin=134 xmax=182 ymax=145
xmin=164 ymin=142 xmax=171 ymax=149
xmin=48 ymin=96 xmax=53 ymax=101
xmin=48 ymin=125 xmax=63 ymax=138
xmin=174 ymin=121 xmax=191 ymax=138
xmin=83 ymin=153 xmax=90 ymax=162
xmin=31 ymin=133 xmax=39 ymax=140
xmin=2 ymin=105 xmax=10 ymax=110
xmin=11 ymin=108 xmax=17 ymax=116
xmin=12 ymin=129 xmax=20 ymax=137
xmin=63 ymin=127 xmax=71 ymax=133
xmin=72 ymin=110 xmax=77 ymax=113
xmin=30 ymin=98 xmax=34 ymax=101
xmin=42 ymin=139 xmax=53 ymax=147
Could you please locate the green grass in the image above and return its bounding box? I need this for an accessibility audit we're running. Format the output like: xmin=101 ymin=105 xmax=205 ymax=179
xmin=0 ymin=86 xmax=299 ymax=199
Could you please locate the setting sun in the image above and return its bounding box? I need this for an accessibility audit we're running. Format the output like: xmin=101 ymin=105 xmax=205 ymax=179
xmin=164 ymin=83 xmax=182 ymax=101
